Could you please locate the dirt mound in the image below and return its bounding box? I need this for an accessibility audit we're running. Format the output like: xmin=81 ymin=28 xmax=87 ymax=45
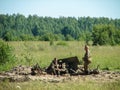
xmin=0 ymin=65 xmax=31 ymax=82
xmin=0 ymin=60 xmax=120 ymax=82
xmin=0 ymin=75 xmax=29 ymax=82
xmin=0 ymin=65 xmax=120 ymax=82
xmin=6 ymin=65 xmax=31 ymax=75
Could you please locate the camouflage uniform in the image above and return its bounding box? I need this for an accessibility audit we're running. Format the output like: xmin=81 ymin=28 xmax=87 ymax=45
xmin=52 ymin=58 xmax=60 ymax=76
xmin=83 ymin=45 xmax=91 ymax=73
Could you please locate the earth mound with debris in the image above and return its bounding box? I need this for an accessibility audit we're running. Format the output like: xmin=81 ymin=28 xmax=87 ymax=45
xmin=0 ymin=65 xmax=120 ymax=83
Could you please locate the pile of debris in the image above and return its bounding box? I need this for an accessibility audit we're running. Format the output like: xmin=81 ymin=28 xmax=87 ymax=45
xmin=1 ymin=65 xmax=31 ymax=76
xmin=31 ymin=63 xmax=46 ymax=75
xmin=0 ymin=65 xmax=31 ymax=82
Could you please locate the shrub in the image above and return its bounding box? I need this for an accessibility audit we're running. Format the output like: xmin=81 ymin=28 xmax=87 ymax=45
xmin=56 ymin=41 xmax=68 ymax=46
xmin=0 ymin=39 xmax=15 ymax=65
xmin=50 ymin=40 xmax=54 ymax=46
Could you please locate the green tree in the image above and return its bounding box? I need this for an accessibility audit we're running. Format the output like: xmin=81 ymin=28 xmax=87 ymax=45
xmin=92 ymin=24 xmax=117 ymax=45
xmin=114 ymin=30 xmax=120 ymax=44
xmin=0 ymin=14 xmax=120 ymax=42
xmin=65 ymin=34 xmax=74 ymax=41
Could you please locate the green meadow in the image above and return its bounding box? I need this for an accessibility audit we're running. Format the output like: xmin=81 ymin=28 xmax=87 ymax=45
xmin=0 ymin=41 xmax=120 ymax=90
xmin=8 ymin=41 xmax=120 ymax=70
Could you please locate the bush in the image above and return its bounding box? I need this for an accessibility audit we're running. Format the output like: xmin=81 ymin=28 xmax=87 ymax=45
xmin=56 ymin=41 xmax=68 ymax=46
xmin=0 ymin=39 xmax=15 ymax=65
xmin=50 ymin=40 xmax=54 ymax=46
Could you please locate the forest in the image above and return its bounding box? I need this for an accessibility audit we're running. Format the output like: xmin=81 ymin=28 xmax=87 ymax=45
xmin=0 ymin=14 xmax=120 ymax=45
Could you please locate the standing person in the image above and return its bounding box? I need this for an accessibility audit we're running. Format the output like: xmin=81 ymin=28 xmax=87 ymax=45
xmin=83 ymin=45 xmax=92 ymax=74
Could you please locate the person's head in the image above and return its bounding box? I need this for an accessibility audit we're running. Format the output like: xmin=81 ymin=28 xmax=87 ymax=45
xmin=84 ymin=45 xmax=89 ymax=51
xmin=53 ymin=58 xmax=57 ymax=63
xmin=54 ymin=58 xmax=57 ymax=60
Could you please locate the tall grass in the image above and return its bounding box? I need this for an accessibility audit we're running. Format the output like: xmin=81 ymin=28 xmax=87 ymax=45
xmin=6 ymin=41 xmax=120 ymax=70
xmin=91 ymin=46 xmax=120 ymax=70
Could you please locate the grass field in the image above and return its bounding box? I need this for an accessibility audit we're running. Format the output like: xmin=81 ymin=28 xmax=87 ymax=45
xmin=8 ymin=41 xmax=120 ymax=70
xmin=0 ymin=79 xmax=120 ymax=90
xmin=0 ymin=41 xmax=120 ymax=90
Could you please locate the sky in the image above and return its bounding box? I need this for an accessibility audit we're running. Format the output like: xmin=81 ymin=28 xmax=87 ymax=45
xmin=0 ymin=0 xmax=120 ymax=19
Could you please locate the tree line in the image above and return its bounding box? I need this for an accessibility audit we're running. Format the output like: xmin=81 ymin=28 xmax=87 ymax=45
xmin=0 ymin=14 xmax=120 ymax=45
